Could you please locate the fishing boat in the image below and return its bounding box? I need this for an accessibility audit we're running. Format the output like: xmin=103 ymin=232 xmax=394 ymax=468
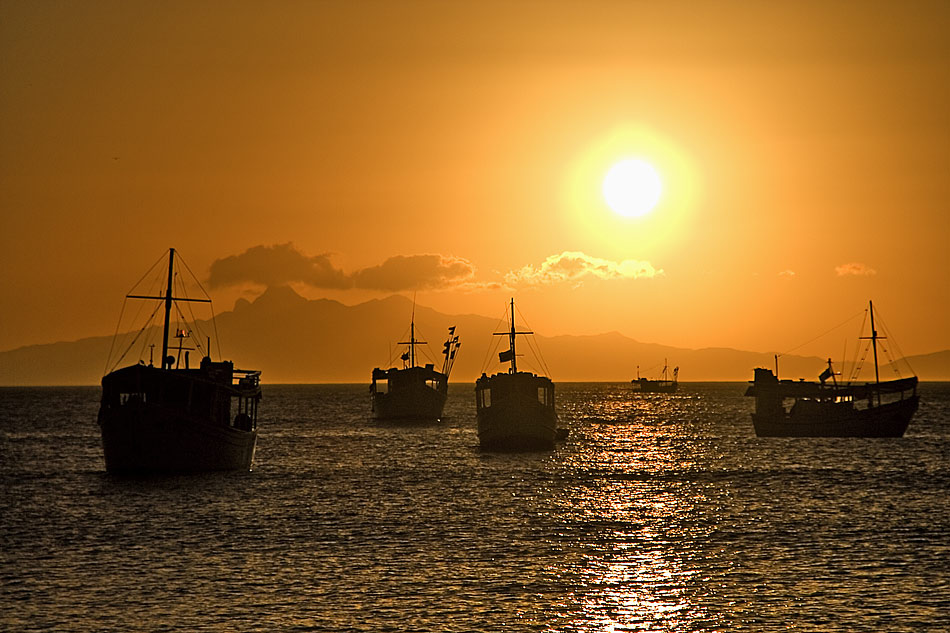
xmin=745 ymin=301 xmax=918 ymax=437
xmin=631 ymin=359 xmax=679 ymax=393
xmin=98 ymin=248 xmax=262 ymax=472
xmin=475 ymin=299 xmax=558 ymax=450
xmin=370 ymin=310 xmax=460 ymax=421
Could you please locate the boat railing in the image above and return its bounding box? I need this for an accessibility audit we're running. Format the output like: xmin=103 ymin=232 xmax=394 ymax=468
xmin=234 ymin=369 xmax=261 ymax=389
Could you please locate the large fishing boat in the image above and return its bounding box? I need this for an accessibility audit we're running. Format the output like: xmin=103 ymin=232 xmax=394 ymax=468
xmin=745 ymin=301 xmax=918 ymax=437
xmin=631 ymin=359 xmax=679 ymax=393
xmin=475 ymin=299 xmax=558 ymax=450
xmin=98 ymin=248 xmax=261 ymax=472
xmin=370 ymin=309 xmax=460 ymax=421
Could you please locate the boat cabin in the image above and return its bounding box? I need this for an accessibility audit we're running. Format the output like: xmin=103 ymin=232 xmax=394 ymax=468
xmin=100 ymin=356 xmax=261 ymax=431
xmin=475 ymin=371 xmax=555 ymax=412
xmin=371 ymin=364 xmax=446 ymax=395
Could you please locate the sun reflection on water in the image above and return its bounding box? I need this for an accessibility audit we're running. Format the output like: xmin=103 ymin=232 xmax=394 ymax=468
xmin=548 ymin=384 xmax=730 ymax=631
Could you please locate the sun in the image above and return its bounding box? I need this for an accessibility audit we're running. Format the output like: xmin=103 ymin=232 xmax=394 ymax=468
xmin=602 ymin=159 xmax=663 ymax=218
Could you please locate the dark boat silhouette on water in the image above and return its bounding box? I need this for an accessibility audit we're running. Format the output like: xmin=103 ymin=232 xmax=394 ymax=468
xmin=98 ymin=248 xmax=262 ymax=473
xmin=370 ymin=307 xmax=460 ymax=421
xmin=475 ymin=299 xmax=559 ymax=450
xmin=745 ymin=301 xmax=918 ymax=437
xmin=631 ymin=359 xmax=679 ymax=393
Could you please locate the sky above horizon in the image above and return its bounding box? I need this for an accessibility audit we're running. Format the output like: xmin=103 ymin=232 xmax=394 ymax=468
xmin=2 ymin=1 xmax=948 ymax=360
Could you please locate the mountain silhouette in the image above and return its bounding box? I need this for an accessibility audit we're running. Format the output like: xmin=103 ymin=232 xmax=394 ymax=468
xmin=1 ymin=286 xmax=947 ymax=385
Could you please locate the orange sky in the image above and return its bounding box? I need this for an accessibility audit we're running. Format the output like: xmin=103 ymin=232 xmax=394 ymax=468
xmin=2 ymin=1 xmax=948 ymax=361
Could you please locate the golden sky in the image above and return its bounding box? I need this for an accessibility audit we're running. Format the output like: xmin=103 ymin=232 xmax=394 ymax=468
xmin=2 ymin=1 xmax=948 ymax=359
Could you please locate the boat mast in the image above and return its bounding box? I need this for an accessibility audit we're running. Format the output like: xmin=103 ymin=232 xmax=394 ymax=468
xmin=161 ymin=248 xmax=175 ymax=369
xmin=124 ymin=248 xmax=212 ymax=371
xmin=397 ymin=302 xmax=425 ymax=369
xmin=493 ymin=298 xmax=532 ymax=374
xmin=509 ymin=298 xmax=517 ymax=373
xmin=869 ymin=300 xmax=881 ymax=405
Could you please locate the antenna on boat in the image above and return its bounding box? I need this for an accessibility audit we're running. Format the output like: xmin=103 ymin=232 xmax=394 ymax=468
xmin=841 ymin=339 xmax=847 ymax=384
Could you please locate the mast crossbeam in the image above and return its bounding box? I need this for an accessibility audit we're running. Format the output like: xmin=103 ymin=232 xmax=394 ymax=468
xmin=127 ymin=294 xmax=212 ymax=303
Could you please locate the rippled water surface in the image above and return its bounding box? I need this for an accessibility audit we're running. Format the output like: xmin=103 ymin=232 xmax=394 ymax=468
xmin=2 ymin=383 xmax=949 ymax=632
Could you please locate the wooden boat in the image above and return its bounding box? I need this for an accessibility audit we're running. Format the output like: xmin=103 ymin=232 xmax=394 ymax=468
xmin=98 ymin=248 xmax=261 ymax=472
xmin=631 ymin=359 xmax=679 ymax=393
xmin=745 ymin=301 xmax=918 ymax=437
xmin=370 ymin=311 xmax=460 ymax=421
xmin=475 ymin=299 xmax=558 ymax=450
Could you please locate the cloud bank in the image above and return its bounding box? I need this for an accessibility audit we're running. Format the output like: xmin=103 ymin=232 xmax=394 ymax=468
xmin=835 ymin=262 xmax=877 ymax=276
xmin=208 ymin=243 xmax=476 ymax=291
xmin=210 ymin=245 xmax=659 ymax=294
xmin=505 ymin=251 xmax=661 ymax=286
xmin=351 ymin=254 xmax=475 ymax=290
xmin=209 ymin=243 xmax=350 ymax=289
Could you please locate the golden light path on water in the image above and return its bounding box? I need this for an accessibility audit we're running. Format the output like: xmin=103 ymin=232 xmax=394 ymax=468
xmin=550 ymin=387 xmax=733 ymax=631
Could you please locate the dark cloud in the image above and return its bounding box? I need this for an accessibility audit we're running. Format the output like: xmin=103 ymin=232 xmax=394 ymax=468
xmin=351 ymin=254 xmax=476 ymax=291
xmin=208 ymin=243 xmax=351 ymax=289
xmin=209 ymin=244 xmax=476 ymax=292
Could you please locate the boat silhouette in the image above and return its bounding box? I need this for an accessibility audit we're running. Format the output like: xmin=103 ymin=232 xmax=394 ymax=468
xmin=745 ymin=301 xmax=918 ymax=437
xmin=475 ymin=298 xmax=559 ymax=450
xmin=370 ymin=305 xmax=460 ymax=421
xmin=97 ymin=248 xmax=262 ymax=472
xmin=631 ymin=359 xmax=679 ymax=393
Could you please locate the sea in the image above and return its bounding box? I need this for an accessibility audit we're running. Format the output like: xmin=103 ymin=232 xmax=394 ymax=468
xmin=2 ymin=382 xmax=949 ymax=632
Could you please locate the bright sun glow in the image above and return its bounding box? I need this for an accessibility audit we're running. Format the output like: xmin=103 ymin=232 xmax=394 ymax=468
xmin=602 ymin=159 xmax=663 ymax=218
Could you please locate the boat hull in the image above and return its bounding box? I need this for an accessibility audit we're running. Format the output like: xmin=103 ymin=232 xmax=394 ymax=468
xmin=475 ymin=372 xmax=558 ymax=451
xmin=372 ymin=386 xmax=447 ymax=421
xmin=751 ymin=395 xmax=919 ymax=438
xmin=99 ymin=403 xmax=257 ymax=473
xmin=631 ymin=380 xmax=678 ymax=394
xmin=477 ymin=398 xmax=558 ymax=451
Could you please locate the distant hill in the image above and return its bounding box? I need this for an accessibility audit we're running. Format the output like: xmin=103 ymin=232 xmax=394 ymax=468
xmin=1 ymin=286 xmax=947 ymax=385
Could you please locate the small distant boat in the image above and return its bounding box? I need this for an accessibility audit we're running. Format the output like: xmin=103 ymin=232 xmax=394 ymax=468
xmin=98 ymin=248 xmax=262 ymax=473
xmin=631 ymin=359 xmax=679 ymax=393
xmin=475 ymin=298 xmax=558 ymax=450
xmin=370 ymin=308 xmax=460 ymax=421
xmin=745 ymin=300 xmax=919 ymax=437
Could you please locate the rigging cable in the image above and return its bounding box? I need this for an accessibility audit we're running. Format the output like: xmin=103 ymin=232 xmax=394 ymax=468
xmin=479 ymin=309 xmax=510 ymax=374
xmin=777 ymin=308 xmax=865 ymax=359
xmin=103 ymin=254 xmax=167 ymax=374
xmin=872 ymin=309 xmax=915 ymax=378
xmin=514 ymin=303 xmax=553 ymax=378
xmin=109 ymin=301 xmax=164 ymax=373
xmin=846 ymin=310 xmax=870 ymax=383
xmin=177 ymin=253 xmax=221 ymax=359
